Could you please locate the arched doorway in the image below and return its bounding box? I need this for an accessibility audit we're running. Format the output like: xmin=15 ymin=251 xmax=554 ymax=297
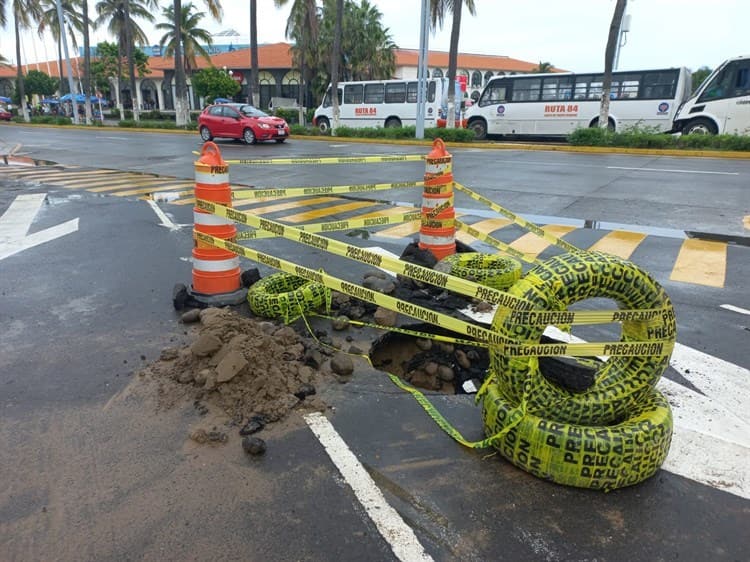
xmin=258 ymin=71 xmax=275 ymax=110
xmin=140 ymin=78 xmax=157 ymax=110
xmin=281 ymin=70 xmax=301 ymax=106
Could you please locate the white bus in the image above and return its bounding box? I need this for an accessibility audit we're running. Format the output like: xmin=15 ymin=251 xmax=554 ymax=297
xmin=464 ymin=67 xmax=692 ymax=139
xmin=673 ymin=55 xmax=750 ymax=135
xmin=312 ymin=78 xmax=449 ymax=132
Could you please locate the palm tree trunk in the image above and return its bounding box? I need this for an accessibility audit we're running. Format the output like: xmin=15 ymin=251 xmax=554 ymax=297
xmin=298 ymin=40 xmax=305 ymax=125
xmin=57 ymin=38 xmax=64 ymax=97
xmin=15 ymin=15 xmax=29 ymax=122
xmin=599 ymin=0 xmax=627 ymax=129
xmin=446 ymin=0 xmax=463 ymax=130
xmin=250 ymin=0 xmax=259 ymax=106
xmin=124 ymin=0 xmax=139 ymax=122
xmin=173 ymin=0 xmax=189 ymax=126
xmin=330 ymin=0 xmax=343 ymax=133
xmin=82 ymin=0 xmax=92 ymax=124
xmin=117 ymin=41 xmax=124 ymax=114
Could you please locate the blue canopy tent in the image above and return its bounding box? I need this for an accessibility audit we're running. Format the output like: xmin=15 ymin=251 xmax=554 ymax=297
xmin=0 ymin=96 xmax=11 ymax=103
xmin=213 ymin=97 xmax=232 ymax=104
xmin=60 ymin=93 xmax=108 ymax=105
xmin=41 ymin=99 xmax=60 ymax=104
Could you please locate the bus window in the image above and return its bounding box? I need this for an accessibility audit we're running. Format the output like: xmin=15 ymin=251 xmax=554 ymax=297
xmin=573 ymin=76 xmax=592 ymax=100
xmin=541 ymin=76 xmax=573 ymax=101
xmin=479 ymin=80 xmax=507 ymax=106
xmin=588 ymin=77 xmax=603 ymax=100
xmin=344 ymin=84 xmax=363 ymax=104
xmin=733 ymin=65 xmax=750 ymax=96
xmin=512 ymin=78 xmax=541 ymax=102
xmin=427 ymin=81 xmax=436 ymax=103
xmin=642 ymin=71 xmax=678 ymax=99
xmin=406 ymin=82 xmax=418 ymax=103
xmin=699 ymin=67 xmax=733 ymax=101
xmin=364 ymin=83 xmax=385 ymax=104
xmin=617 ymin=75 xmax=640 ymax=98
xmin=385 ymin=82 xmax=406 ymax=103
xmin=322 ymin=87 xmax=342 ymax=107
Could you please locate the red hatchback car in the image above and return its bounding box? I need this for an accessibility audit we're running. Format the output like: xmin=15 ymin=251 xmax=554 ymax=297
xmin=0 ymin=106 xmax=12 ymax=121
xmin=198 ymin=103 xmax=290 ymax=144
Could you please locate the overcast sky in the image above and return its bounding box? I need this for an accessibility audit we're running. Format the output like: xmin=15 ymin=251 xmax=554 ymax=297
xmin=4 ymin=0 xmax=746 ymax=73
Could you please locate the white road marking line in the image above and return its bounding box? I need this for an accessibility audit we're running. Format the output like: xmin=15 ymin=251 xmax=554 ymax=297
xmin=146 ymin=199 xmax=181 ymax=231
xmin=720 ymin=304 xmax=750 ymax=316
xmin=304 ymin=413 xmax=433 ymax=562
xmin=607 ymin=166 xmax=739 ymax=175
xmin=0 ymin=193 xmax=79 ymax=261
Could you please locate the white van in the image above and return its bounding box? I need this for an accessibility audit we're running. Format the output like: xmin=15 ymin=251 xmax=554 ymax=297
xmin=673 ymin=55 xmax=750 ymax=135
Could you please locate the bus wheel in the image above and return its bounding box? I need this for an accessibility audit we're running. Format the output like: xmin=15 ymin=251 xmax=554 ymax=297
xmin=469 ymin=119 xmax=487 ymax=140
xmin=682 ymin=118 xmax=717 ymax=135
xmin=317 ymin=117 xmax=330 ymax=133
xmin=589 ymin=117 xmax=615 ymax=131
xmin=385 ymin=117 xmax=402 ymax=128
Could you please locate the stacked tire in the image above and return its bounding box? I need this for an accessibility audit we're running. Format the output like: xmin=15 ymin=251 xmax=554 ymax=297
xmin=480 ymin=251 xmax=676 ymax=490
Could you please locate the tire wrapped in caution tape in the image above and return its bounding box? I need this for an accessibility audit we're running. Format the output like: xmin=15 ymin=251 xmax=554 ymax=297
xmin=481 ymin=382 xmax=673 ymax=490
xmin=247 ymin=273 xmax=330 ymax=323
xmin=491 ymin=251 xmax=676 ymax=426
xmin=435 ymin=252 xmax=522 ymax=290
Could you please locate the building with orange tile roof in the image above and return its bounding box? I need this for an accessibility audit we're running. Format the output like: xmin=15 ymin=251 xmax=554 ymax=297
xmin=0 ymin=42 xmax=551 ymax=111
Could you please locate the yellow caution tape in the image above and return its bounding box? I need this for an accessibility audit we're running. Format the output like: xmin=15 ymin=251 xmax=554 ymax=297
xmin=195 ymin=230 xmax=673 ymax=357
xmin=222 ymin=154 xmax=426 ymax=166
xmin=233 ymin=210 xmax=422 ymax=240
xmin=196 ymin=199 xmax=671 ymax=327
xmin=232 ymin=181 xmax=424 ymax=200
xmin=454 ymin=182 xmax=582 ymax=255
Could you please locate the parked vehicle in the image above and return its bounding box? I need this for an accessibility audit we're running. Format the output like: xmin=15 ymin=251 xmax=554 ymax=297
xmin=198 ymin=103 xmax=290 ymax=144
xmin=464 ymin=67 xmax=692 ymax=139
xmin=0 ymin=106 xmax=11 ymax=121
xmin=673 ymin=55 xmax=750 ymax=135
xmin=312 ymin=78 xmax=449 ymax=132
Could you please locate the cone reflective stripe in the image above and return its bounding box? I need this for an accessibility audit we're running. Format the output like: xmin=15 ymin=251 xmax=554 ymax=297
xmin=419 ymin=138 xmax=456 ymax=260
xmin=192 ymin=142 xmax=241 ymax=295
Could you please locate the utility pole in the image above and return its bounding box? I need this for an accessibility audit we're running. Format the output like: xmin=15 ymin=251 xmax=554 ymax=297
xmin=415 ymin=0 xmax=429 ymax=140
xmin=55 ymin=0 xmax=79 ymax=124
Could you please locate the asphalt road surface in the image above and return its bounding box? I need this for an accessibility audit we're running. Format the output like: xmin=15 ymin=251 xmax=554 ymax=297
xmin=1 ymin=125 xmax=748 ymax=561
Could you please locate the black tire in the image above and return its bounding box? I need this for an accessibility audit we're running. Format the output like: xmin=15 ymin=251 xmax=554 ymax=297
xmin=589 ymin=117 xmax=615 ymax=132
xmin=435 ymin=252 xmax=522 ymax=290
xmin=243 ymin=127 xmax=256 ymax=144
xmin=199 ymin=125 xmax=213 ymax=142
xmin=468 ymin=118 xmax=487 ymax=140
xmin=682 ymin=117 xmax=717 ymax=135
xmin=317 ymin=117 xmax=330 ymax=133
xmin=247 ymin=273 xmax=330 ymax=323
xmin=275 ymin=138 xmax=286 ymax=143
xmin=385 ymin=117 xmax=402 ymax=128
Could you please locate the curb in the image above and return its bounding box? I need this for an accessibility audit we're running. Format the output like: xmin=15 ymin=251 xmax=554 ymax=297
xmin=5 ymin=121 xmax=750 ymax=160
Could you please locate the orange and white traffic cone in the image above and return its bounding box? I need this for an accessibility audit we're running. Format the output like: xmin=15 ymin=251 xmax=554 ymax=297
xmin=419 ymin=138 xmax=456 ymax=260
xmin=186 ymin=142 xmax=246 ymax=306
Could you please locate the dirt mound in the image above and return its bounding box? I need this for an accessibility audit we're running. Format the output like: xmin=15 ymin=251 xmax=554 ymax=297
xmin=139 ymin=307 xmax=333 ymax=425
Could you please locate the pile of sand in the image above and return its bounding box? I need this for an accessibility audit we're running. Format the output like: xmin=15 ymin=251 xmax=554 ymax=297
xmin=139 ymin=307 xmax=333 ymax=425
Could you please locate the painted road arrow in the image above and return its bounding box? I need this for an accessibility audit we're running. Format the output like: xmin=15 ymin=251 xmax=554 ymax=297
xmin=0 ymin=193 xmax=79 ymax=261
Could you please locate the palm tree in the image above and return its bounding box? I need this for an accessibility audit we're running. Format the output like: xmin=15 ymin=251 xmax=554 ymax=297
xmin=7 ymin=0 xmax=44 ymax=122
xmin=532 ymin=61 xmax=554 ymax=73
xmin=599 ymin=0 xmax=627 ymax=129
xmin=38 ymin=0 xmax=83 ymax=98
xmin=346 ymin=0 xmax=394 ymax=81
xmin=274 ymin=0 xmax=318 ymax=123
xmin=81 ymin=0 xmax=93 ymax=122
xmin=249 ymin=0 xmax=258 ymax=105
xmin=430 ymin=0 xmax=476 ymax=129
xmin=172 ymin=0 xmax=221 ymax=126
xmin=330 ymin=0 xmax=342 ymax=132
xmin=94 ymin=0 xmax=156 ymax=114
xmin=156 ymin=3 xmax=213 ymax=71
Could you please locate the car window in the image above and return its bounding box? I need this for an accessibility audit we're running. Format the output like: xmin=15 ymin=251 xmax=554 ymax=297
xmin=208 ymin=106 xmax=223 ymax=116
xmin=239 ymin=105 xmax=268 ymax=118
xmin=222 ymin=106 xmax=240 ymax=118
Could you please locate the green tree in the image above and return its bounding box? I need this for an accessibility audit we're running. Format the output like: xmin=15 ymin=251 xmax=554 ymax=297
xmin=599 ymin=0 xmax=627 ymax=129
xmin=430 ymin=0 xmax=477 ymax=129
xmin=532 ymin=61 xmax=554 ymax=73
xmin=89 ymin=40 xmax=150 ymax=101
xmin=24 ymin=69 xmax=58 ymax=97
xmin=691 ymin=66 xmax=712 ymax=93
xmin=4 ymin=0 xmax=44 ymax=121
xmin=172 ymin=0 xmax=222 ymax=126
xmin=156 ymin=2 xmax=213 ymax=72
xmin=94 ymin=0 xmax=156 ymax=113
xmin=274 ymin=0 xmax=318 ymax=123
xmin=191 ymin=66 xmax=240 ymax=103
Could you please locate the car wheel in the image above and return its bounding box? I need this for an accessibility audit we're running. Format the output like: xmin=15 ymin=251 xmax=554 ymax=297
xmin=682 ymin=117 xmax=717 ymax=135
xmin=243 ymin=128 xmax=256 ymax=144
xmin=317 ymin=117 xmax=330 ymax=133
xmin=199 ymin=126 xmax=213 ymax=142
xmin=275 ymin=138 xmax=286 ymax=143
xmin=385 ymin=117 xmax=402 ymax=128
xmin=468 ymin=118 xmax=488 ymax=140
